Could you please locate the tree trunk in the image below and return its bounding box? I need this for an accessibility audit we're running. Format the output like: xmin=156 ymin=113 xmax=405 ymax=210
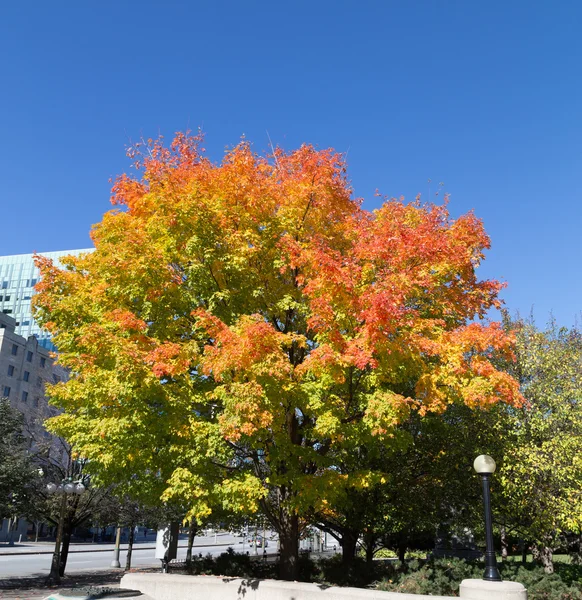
xmin=362 ymin=533 xmax=376 ymax=564
xmin=521 ymin=540 xmax=528 ymax=564
xmin=186 ymin=524 xmax=196 ymax=564
xmin=125 ymin=525 xmax=135 ymax=571
xmin=277 ymin=412 xmax=301 ymax=581
xmin=6 ymin=517 xmax=13 ymax=546
xmin=278 ymin=510 xmax=299 ymax=581
xmin=398 ymin=542 xmax=406 ymax=563
xmin=47 ymin=494 xmax=67 ymax=584
xmin=341 ymin=530 xmax=359 ymax=567
xmin=534 ymin=545 xmax=554 ymax=574
xmin=59 ymin=520 xmax=72 ymax=577
xmin=500 ymin=525 xmax=508 ymax=561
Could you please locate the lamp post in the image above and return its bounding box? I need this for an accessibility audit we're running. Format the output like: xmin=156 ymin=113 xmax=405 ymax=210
xmin=473 ymin=455 xmax=502 ymax=582
xmin=46 ymin=477 xmax=86 ymax=584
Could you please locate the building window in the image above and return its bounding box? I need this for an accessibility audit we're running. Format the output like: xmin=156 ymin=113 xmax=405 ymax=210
xmin=26 ymin=350 xmax=33 ymax=362
xmin=22 ymin=320 xmax=30 ymax=326
xmin=3 ymin=309 xmax=12 ymax=314
xmin=2 ymin=386 xmax=10 ymax=398
xmin=52 ymin=374 xmax=61 ymax=384
xmin=1 ymin=281 xmax=7 ymax=289
xmin=31 ymin=278 xmax=38 ymax=286
xmin=11 ymin=344 xmax=18 ymax=356
xmin=23 ymin=371 xmax=30 ymax=382
xmin=40 ymin=357 xmax=46 ymax=368
xmin=21 ymin=391 xmax=28 ymax=403
xmin=7 ymin=365 xmax=14 ymax=377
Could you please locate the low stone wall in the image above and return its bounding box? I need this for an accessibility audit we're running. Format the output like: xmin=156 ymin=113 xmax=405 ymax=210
xmin=461 ymin=579 xmax=527 ymax=600
xmin=121 ymin=574 xmax=527 ymax=600
xmin=120 ymin=574 xmax=453 ymax=600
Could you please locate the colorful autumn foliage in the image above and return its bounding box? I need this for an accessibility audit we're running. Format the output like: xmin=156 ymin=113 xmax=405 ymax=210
xmin=33 ymin=132 xmax=522 ymax=579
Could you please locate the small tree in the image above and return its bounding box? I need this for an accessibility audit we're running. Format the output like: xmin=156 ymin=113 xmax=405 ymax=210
xmin=24 ymin=441 xmax=113 ymax=577
xmin=0 ymin=399 xmax=37 ymax=523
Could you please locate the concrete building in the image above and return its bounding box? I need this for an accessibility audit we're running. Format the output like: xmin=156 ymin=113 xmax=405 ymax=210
xmin=0 ymin=311 xmax=69 ymax=542
xmin=0 ymin=312 xmax=67 ymax=442
xmin=0 ymin=249 xmax=94 ymax=542
xmin=0 ymin=249 xmax=92 ymax=349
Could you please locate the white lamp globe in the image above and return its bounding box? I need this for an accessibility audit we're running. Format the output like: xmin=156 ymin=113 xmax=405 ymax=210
xmin=64 ymin=482 xmax=76 ymax=494
xmin=46 ymin=482 xmax=58 ymax=495
xmin=473 ymin=455 xmax=496 ymax=474
xmin=75 ymin=483 xmax=86 ymax=495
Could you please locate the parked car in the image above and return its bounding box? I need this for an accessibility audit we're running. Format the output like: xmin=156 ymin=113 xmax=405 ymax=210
xmin=250 ymin=536 xmax=268 ymax=548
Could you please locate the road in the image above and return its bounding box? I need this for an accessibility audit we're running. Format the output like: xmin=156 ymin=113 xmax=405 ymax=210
xmin=0 ymin=537 xmax=258 ymax=579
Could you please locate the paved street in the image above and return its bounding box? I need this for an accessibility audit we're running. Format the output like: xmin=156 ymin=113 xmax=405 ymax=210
xmin=0 ymin=531 xmax=339 ymax=598
xmin=1 ymin=544 xmax=220 ymax=578
xmin=0 ymin=533 xmax=261 ymax=579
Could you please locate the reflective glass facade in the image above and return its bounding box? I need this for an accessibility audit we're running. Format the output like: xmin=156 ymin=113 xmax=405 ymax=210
xmin=0 ymin=249 xmax=93 ymax=349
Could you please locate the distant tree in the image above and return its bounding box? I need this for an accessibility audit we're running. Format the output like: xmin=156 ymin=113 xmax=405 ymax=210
xmin=495 ymin=317 xmax=582 ymax=573
xmin=89 ymin=493 xmax=164 ymax=571
xmin=0 ymin=398 xmax=36 ymax=521
xmin=24 ymin=441 xmax=113 ymax=577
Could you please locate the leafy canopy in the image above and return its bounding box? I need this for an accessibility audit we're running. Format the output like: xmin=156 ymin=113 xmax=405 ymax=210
xmin=496 ymin=317 xmax=582 ymax=547
xmin=33 ymin=132 xmax=522 ymax=523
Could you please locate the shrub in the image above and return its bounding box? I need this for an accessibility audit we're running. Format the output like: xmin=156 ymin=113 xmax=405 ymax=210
xmin=314 ymin=554 xmax=386 ymax=588
xmin=376 ymin=558 xmax=582 ymax=600
xmin=361 ymin=547 xmax=397 ymax=559
xmin=377 ymin=557 xmax=480 ymax=595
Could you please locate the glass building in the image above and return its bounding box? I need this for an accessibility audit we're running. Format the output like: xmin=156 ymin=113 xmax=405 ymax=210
xmin=0 ymin=249 xmax=93 ymax=349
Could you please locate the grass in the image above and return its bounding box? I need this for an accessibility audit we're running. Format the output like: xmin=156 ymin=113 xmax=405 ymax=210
xmin=505 ymin=554 xmax=575 ymax=565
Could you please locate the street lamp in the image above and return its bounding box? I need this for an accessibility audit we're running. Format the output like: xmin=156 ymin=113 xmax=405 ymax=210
xmin=46 ymin=477 xmax=86 ymax=583
xmin=473 ymin=455 xmax=502 ymax=582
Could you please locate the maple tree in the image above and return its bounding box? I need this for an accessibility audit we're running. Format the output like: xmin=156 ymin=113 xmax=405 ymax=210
xmin=33 ymin=132 xmax=522 ymax=579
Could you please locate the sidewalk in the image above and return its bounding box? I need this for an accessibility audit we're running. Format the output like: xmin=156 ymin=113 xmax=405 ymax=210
xmin=0 ymin=567 xmax=128 ymax=599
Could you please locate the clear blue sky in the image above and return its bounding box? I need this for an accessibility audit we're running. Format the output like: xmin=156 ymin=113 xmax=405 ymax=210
xmin=1 ymin=1 xmax=580 ymax=326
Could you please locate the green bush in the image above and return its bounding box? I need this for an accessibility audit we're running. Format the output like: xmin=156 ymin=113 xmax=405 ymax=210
xmin=377 ymin=557 xmax=480 ymax=595
xmin=183 ymin=550 xmax=582 ymax=598
xmin=376 ymin=558 xmax=582 ymax=599
xmin=314 ymin=554 xmax=390 ymax=588
xmin=361 ymin=547 xmax=397 ymax=559
xmin=186 ymin=547 xmax=277 ymax=579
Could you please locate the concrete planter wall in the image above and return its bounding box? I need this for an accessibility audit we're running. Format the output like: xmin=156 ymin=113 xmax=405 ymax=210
xmin=121 ymin=573 xmax=527 ymax=600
